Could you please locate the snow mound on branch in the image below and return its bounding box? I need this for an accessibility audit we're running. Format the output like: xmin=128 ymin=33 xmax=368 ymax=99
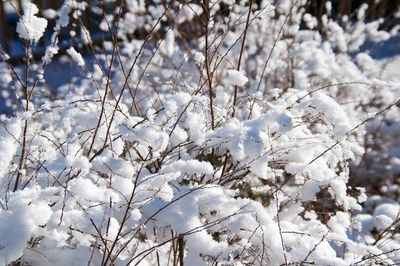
xmin=226 ymin=69 xmax=248 ymax=86
xmin=16 ymin=3 xmax=47 ymax=43
xmin=66 ymin=47 xmax=85 ymax=67
xmin=0 ymin=188 xmax=54 ymax=265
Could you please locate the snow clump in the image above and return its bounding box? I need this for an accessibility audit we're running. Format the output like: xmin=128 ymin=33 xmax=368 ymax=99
xmin=16 ymin=3 xmax=47 ymax=43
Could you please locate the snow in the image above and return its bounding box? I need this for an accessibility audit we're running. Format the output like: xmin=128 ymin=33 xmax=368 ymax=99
xmin=226 ymin=69 xmax=249 ymax=86
xmin=0 ymin=118 xmax=22 ymax=178
xmin=66 ymin=47 xmax=85 ymax=67
xmin=310 ymin=92 xmax=352 ymax=138
xmin=177 ymin=3 xmax=203 ymax=24
xmin=16 ymin=3 xmax=47 ymax=43
xmin=42 ymin=9 xmax=58 ymax=19
xmin=162 ymin=160 xmax=214 ymax=177
xmin=373 ymin=203 xmax=400 ymax=229
xmin=130 ymin=208 xmax=142 ymax=221
xmin=192 ymin=50 xmax=205 ymax=64
xmin=0 ymin=188 xmax=54 ymax=265
xmin=1 ymin=1 xmax=400 ymax=265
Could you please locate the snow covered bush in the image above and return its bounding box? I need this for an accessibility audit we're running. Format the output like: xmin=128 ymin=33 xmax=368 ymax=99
xmin=1 ymin=0 xmax=400 ymax=265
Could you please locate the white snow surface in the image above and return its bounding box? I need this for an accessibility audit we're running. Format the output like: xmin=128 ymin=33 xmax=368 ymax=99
xmin=2 ymin=1 xmax=400 ymax=265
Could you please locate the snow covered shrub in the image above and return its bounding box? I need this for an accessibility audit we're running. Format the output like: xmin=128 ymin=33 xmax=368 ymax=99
xmin=1 ymin=0 xmax=400 ymax=265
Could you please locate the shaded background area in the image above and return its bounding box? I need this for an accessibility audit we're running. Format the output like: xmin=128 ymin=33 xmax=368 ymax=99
xmin=1 ymin=0 xmax=399 ymax=61
xmin=0 ymin=0 xmax=400 ymax=59
xmin=305 ymin=0 xmax=400 ymax=27
xmin=0 ymin=0 xmax=399 ymax=115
